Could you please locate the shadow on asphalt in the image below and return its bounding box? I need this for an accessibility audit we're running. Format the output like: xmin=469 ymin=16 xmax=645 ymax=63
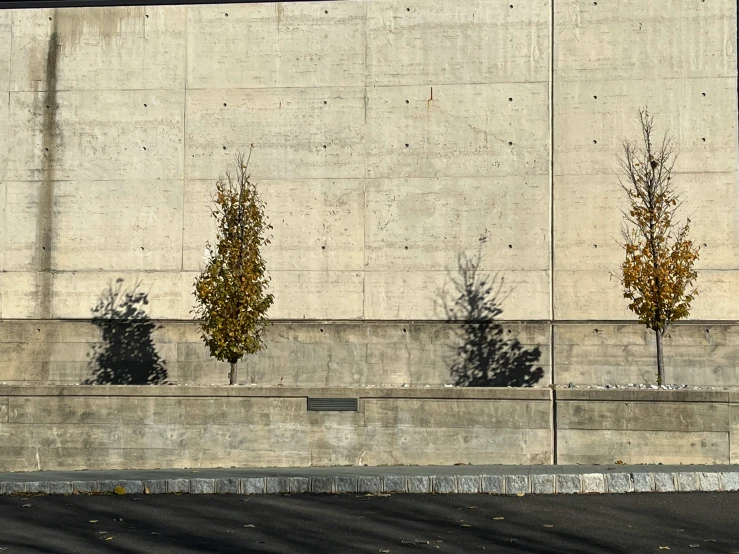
xmin=0 ymin=492 xmax=737 ymax=553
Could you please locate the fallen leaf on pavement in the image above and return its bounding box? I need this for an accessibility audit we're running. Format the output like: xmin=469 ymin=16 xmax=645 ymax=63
xmin=89 ymin=520 xmax=99 ymax=523
xmin=21 ymin=504 xmax=31 ymax=508
xmin=493 ymin=517 xmax=505 ymax=521
xmin=516 ymin=493 xmax=525 ymax=497
xmin=658 ymin=547 xmax=670 ymax=550
xmin=144 ymin=487 xmax=150 ymax=495
xmin=688 ymin=546 xmax=699 ymax=548
xmin=244 ymin=524 xmax=256 ymax=528
xmin=467 ymin=506 xmax=477 ymax=510
xmin=379 ymin=550 xmax=390 ymax=553
xmin=543 ymin=525 xmax=553 ymax=528
xmin=461 ymin=524 xmax=472 ymax=528
xmin=113 ymin=486 xmax=126 ymax=495
xmin=150 ymin=532 xmax=161 ymax=536
xmin=704 ymin=539 xmax=715 ymax=542
xmin=105 ymin=537 xmax=113 ymax=541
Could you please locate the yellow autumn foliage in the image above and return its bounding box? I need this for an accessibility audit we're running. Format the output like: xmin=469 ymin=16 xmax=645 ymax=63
xmin=193 ymin=149 xmax=273 ymax=370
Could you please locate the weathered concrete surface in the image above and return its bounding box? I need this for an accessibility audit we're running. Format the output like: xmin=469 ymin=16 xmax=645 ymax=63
xmin=0 ymin=320 xmax=550 ymax=386
xmin=553 ymin=0 xmax=739 ymax=321
xmin=557 ymin=389 xmax=733 ymax=465
xmin=0 ymin=386 xmax=551 ymax=471
xmin=0 ymin=0 xmax=736 ymax=384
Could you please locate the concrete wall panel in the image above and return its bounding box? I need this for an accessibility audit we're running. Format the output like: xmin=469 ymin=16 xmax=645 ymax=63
xmin=183 ymin=178 xmax=365 ymax=273
xmin=187 ymin=2 xmax=366 ymax=89
xmin=268 ymin=271 xmax=364 ymax=319
xmin=365 ymin=269 xmax=550 ymax=320
xmin=366 ymin=83 xmax=549 ymax=179
xmin=555 ymin=0 xmax=735 ymax=82
xmin=365 ymin=176 xmax=549 ymax=272
xmin=185 ymin=87 xmax=365 ymax=181
xmin=10 ymin=7 xmax=186 ymax=93
xmin=366 ymin=0 xmax=549 ymax=86
xmin=557 ymin=429 xmax=729 ymax=465
xmin=7 ymin=89 xmax=185 ymax=182
xmin=52 ymin=180 xmax=184 ymax=272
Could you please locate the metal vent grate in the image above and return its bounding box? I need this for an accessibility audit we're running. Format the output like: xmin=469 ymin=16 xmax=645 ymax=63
xmin=307 ymin=397 xmax=358 ymax=412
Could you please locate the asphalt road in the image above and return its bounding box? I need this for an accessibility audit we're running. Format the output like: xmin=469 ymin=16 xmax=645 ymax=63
xmin=0 ymin=492 xmax=738 ymax=553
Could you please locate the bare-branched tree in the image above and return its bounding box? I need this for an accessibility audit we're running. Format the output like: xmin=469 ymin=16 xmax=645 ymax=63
xmin=615 ymin=108 xmax=700 ymax=385
xmin=193 ymin=147 xmax=274 ymax=385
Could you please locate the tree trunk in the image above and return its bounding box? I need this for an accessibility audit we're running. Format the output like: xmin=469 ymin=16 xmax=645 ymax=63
xmin=229 ymin=362 xmax=237 ymax=385
xmin=655 ymin=330 xmax=664 ymax=386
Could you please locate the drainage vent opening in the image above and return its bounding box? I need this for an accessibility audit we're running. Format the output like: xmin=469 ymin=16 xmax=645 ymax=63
xmin=307 ymin=398 xmax=358 ymax=412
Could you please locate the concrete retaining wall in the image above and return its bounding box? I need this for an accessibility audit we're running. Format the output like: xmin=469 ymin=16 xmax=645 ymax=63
xmin=556 ymin=389 xmax=734 ymax=465
xmin=0 ymin=386 xmax=552 ymax=472
xmin=5 ymin=386 xmax=739 ymax=471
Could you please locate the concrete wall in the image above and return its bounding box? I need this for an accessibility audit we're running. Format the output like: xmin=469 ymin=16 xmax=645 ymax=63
xmin=4 ymin=386 xmax=739 ymax=471
xmin=0 ymin=0 xmax=736 ymax=385
xmin=0 ymin=386 xmax=552 ymax=471
xmin=556 ymin=389 xmax=733 ymax=465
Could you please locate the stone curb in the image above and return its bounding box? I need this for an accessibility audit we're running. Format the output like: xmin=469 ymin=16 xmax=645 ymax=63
xmin=2 ymin=471 xmax=738 ymax=496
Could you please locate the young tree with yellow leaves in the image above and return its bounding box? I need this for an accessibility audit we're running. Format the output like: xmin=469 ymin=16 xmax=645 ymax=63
xmin=616 ymin=109 xmax=700 ymax=385
xmin=193 ymin=148 xmax=273 ymax=385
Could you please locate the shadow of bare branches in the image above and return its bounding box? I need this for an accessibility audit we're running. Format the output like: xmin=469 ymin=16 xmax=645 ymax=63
xmin=85 ymin=278 xmax=167 ymax=385
xmin=443 ymin=248 xmax=544 ymax=387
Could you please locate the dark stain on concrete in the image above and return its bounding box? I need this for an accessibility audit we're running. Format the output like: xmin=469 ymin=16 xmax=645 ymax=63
xmin=34 ymin=15 xmax=59 ymax=321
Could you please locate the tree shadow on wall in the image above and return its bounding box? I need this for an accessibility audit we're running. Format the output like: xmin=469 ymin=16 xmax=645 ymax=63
xmin=84 ymin=278 xmax=167 ymax=385
xmin=442 ymin=248 xmax=544 ymax=387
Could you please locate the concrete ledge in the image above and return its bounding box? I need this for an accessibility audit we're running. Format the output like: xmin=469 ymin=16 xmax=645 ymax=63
xmin=0 ymin=385 xmax=550 ymax=400
xmin=557 ymin=390 xmax=730 ymax=403
xmin=3 ymin=466 xmax=737 ymax=496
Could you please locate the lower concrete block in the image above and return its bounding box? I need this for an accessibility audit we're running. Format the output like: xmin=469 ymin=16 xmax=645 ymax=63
xmin=631 ymin=473 xmax=654 ymax=492
xmin=556 ymin=474 xmax=581 ymax=494
xmin=505 ymin=475 xmax=529 ymax=495
xmin=408 ymin=476 xmax=431 ymax=493
xmin=24 ymin=482 xmax=50 ymax=494
xmin=654 ymin=473 xmax=676 ymax=492
xmin=434 ymin=476 xmax=457 ymax=494
xmin=606 ymin=473 xmax=632 ymax=493
xmin=357 ymin=476 xmax=382 ymax=494
xmin=289 ymin=477 xmax=310 ymax=493
xmin=384 ymin=476 xmax=407 ymax=493
xmin=5 ymin=482 xmax=24 ymax=495
xmin=215 ymin=478 xmax=239 ymax=494
xmin=582 ymin=474 xmax=605 ymax=494
xmin=722 ymin=472 xmax=739 ymax=491
xmin=458 ymin=475 xmax=480 ymax=494
xmin=241 ymin=478 xmax=265 ymax=495
xmin=119 ymin=480 xmax=145 ymax=494
xmin=531 ymin=474 xmax=555 ymax=495
xmin=481 ymin=475 xmax=504 ymax=494
xmin=72 ymin=481 xmax=95 ymax=494
xmin=699 ymin=472 xmax=721 ymax=492
xmin=266 ymin=477 xmax=289 ymax=494
xmin=145 ymin=480 xmax=167 ymax=495
xmin=97 ymin=480 xmax=120 ymax=493
xmin=190 ymin=479 xmax=215 ymax=494
xmin=312 ymin=477 xmax=334 ymax=494
xmin=48 ymin=482 xmax=73 ymax=495
xmin=167 ymin=479 xmax=190 ymax=493
xmin=336 ymin=476 xmax=357 ymax=493
xmin=676 ymin=473 xmax=699 ymax=492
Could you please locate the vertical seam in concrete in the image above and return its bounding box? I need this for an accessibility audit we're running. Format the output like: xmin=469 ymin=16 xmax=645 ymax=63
xmin=181 ymin=6 xmax=188 ymax=273
xmin=729 ymin=393 xmax=733 ymax=463
xmin=549 ymin=0 xmax=556 ymax=463
xmin=362 ymin=0 xmax=368 ymax=321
